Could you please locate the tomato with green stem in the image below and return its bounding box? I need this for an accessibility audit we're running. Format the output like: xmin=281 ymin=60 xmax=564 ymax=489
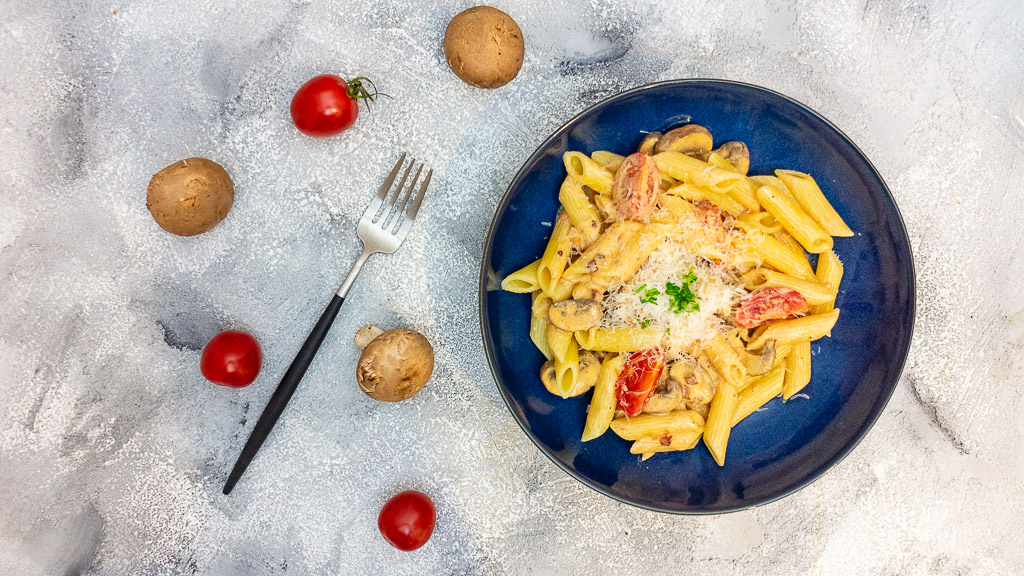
xmin=290 ymin=74 xmax=386 ymax=138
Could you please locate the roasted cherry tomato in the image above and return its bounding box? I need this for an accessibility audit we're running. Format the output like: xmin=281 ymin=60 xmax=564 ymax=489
xmin=200 ymin=330 xmax=262 ymax=387
xmin=612 ymin=152 xmax=661 ymax=220
xmin=735 ymin=287 xmax=808 ymax=329
xmin=615 ymin=348 xmax=666 ymax=417
xmin=290 ymin=74 xmax=383 ymax=138
xmin=378 ymin=490 xmax=436 ymax=551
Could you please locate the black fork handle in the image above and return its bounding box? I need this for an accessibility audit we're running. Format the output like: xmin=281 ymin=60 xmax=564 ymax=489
xmin=222 ymin=294 xmax=345 ymax=495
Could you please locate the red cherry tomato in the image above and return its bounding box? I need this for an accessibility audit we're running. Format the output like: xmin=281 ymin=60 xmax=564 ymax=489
xmin=735 ymin=287 xmax=808 ymax=328
xmin=616 ymin=348 xmax=666 ymax=417
xmin=378 ymin=490 xmax=436 ymax=551
xmin=290 ymin=74 xmax=384 ymax=138
xmin=200 ymin=330 xmax=262 ymax=387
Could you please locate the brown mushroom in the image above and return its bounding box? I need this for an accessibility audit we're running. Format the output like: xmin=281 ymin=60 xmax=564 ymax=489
xmin=654 ymin=124 xmax=713 ymax=158
xmin=356 ymin=328 xmax=434 ymax=402
xmin=738 ymin=340 xmax=776 ymax=376
xmin=147 ymin=157 xmax=234 ymax=236
xmin=669 ymin=360 xmax=715 ymax=405
xmin=642 ymin=372 xmax=684 ymax=414
xmin=443 ymin=6 xmax=524 ymax=89
xmin=712 ymin=141 xmax=750 ymax=175
xmin=548 ymin=298 xmax=602 ymax=332
xmin=637 ymin=132 xmax=662 ymax=155
xmin=541 ymin=351 xmax=600 ymax=398
xmin=354 ymin=325 xmax=385 ymax=350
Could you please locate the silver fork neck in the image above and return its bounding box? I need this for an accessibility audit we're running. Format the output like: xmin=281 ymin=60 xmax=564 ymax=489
xmin=337 ymin=249 xmax=372 ymax=298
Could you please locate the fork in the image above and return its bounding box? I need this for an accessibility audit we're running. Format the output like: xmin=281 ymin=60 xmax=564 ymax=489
xmin=223 ymin=154 xmax=432 ymax=495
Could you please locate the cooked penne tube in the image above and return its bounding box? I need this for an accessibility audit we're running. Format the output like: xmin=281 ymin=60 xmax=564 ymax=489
xmin=558 ymin=178 xmax=601 ymax=248
xmin=550 ymin=279 xmax=574 ymax=302
xmin=581 ymin=354 xmax=625 ymax=441
xmin=575 ymin=327 xmax=664 ymax=352
xmin=707 ymin=154 xmax=760 ymax=211
xmin=749 ymin=175 xmax=793 ymax=201
xmin=664 ymin=182 xmax=746 ymax=217
xmin=591 ymin=150 xmax=625 ymax=172
xmin=773 ymin=229 xmax=805 ymax=258
xmin=652 ymin=151 xmax=743 ymax=192
xmin=736 ymin=211 xmax=781 ymax=234
xmin=750 ymin=233 xmax=816 ymax=279
xmin=776 ymin=170 xmax=853 ymax=237
xmin=546 ymin=323 xmax=575 ymax=363
xmin=703 ymin=382 xmax=738 ymax=466
xmin=732 ymin=365 xmax=785 ymax=426
xmin=629 ymin=427 xmax=703 ymax=455
xmin=563 ymin=151 xmax=614 ymax=194
xmin=703 ymin=333 xmax=748 ymax=387
xmin=782 ymin=339 xmax=812 ymax=400
xmin=810 ymin=250 xmax=844 ymax=315
xmin=610 ymin=410 xmax=704 ymax=441
xmin=756 ymin=185 xmax=833 ymax=254
xmin=746 ymin=309 xmax=840 ymax=350
xmin=740 ymin=268 xmax=834 ymax=305
xmin=500 ymin=259 xmax=542 ymax=293
xmin=537 ymin=209 xmax=573 ymax=296
xmin=553 ymin=340 xmax=579 ymax=398
xmin=563 ymin=221 xmax=643 ymax=281
xmin=530 ymin=293 xmax=553 ymax=360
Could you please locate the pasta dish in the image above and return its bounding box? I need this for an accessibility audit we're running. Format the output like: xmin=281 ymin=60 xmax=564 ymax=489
xmin=500 ymin=124 xmax=850 ymax=464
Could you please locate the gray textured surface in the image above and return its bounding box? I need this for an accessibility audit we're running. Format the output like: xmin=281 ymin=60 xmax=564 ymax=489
xmin=1 ymin=0 xmax=1022 ymax=574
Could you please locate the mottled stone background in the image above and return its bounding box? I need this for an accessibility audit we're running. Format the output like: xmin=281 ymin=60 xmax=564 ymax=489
xmin=1 ymin=1 xmax=1022 ymax=574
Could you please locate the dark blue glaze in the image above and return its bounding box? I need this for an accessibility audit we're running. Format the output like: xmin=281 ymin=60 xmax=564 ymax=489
xmin=479 ymin=80 xmax=915 ymax=514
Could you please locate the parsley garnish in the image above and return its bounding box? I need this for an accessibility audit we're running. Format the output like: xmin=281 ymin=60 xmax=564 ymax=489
xmin=635 ymin=284 xmax=660 ymax=304
xmin=639 ymin=319 xmax=651 ymax=329
xmin=664 ymin=267 xmax=701 ymax=313
xmin=665 ymin=327 xmax=671 ymax=335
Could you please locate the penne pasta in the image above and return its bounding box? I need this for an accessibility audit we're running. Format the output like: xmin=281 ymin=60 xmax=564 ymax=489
xmin=546 ymin=323 xmax=575 ymax=363
xmin=776 ymin=170 xmax=853 ymax=237
xmin=750 ymin=233 xmax=816 ymax=279
xmin=537 ymin=209 xmax=573 ymax=297
xmin=703 ymin=382 xmax=738 ymax=466
xmin=782 ymin=339 xmax=812 ymax=400
xmin=652 ymin=151 xmax=743 ymax=192
xmin=553 ymin=339 xmax=579 ymax=399
xmin=558 ymin=178 xmax=601 ymax=248
xmin=563 ymin=151 xmax=615 ymax=194
xmin=756 ymin=185 xmax=833 ymax=254
xmin=630 ymin=427 xmax=703 ymax=455
xmin=810 ymin=250 xmax=844 ymax=315
xmin=500 ymin=259 xmax=541 ymax=293
xmin=610 ymin=410 xmax=704 ymax=441
xmin=703 ymin=333 xmax=748 ymax=387
xmin=736 ymin=211 xmax=781 ymax=234
xmin=732 ymin=365 xmax=785 ymax=426
xmin=530 ymin=293 xmax=553 ymax=360
xmin=664 ymin=182 xmax=746 ymax=217
xmin=746 ymin=309 xmax=840 ymax=350
xmin=581 ymin=354 xmax=625 ymax=441
xmin=591 ymin=150 xmax=625 ymax=172
xmin=740 ymin=268 xmax=834 ymax=305
xmin=575 ymin=327 xmax=664 ymax=352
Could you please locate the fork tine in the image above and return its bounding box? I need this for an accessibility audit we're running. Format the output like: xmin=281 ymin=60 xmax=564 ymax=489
xmin=385 ymin=163 xmax=422 ymax=231
xmin=381 ymin=164 xmax=421 ymax=227
xmin=374 ymin=160 xmax=414 ymax=222
xmin=364 ymin=153 xmax=408 ymax=219
xmin=396 ymin=168 xmax=432 ymax=239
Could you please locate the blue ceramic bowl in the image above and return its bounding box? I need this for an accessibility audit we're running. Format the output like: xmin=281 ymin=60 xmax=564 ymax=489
xmin=479 ymin=80 xmax=915 ymax=514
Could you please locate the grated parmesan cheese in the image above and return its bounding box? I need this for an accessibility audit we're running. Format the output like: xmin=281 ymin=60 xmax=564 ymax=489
xmin=601 ymin=239 xmax=748 ymax=355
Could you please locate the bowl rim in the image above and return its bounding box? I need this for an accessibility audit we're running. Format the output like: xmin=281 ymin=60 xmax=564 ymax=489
xmin=477 ymin=78 xmax=917 ymax=515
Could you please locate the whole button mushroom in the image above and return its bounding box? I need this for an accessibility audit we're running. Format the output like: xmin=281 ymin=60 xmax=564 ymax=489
xmin=356 ymin=328 xmax=434 ymax=402
xmin=443 ymin=6 xmax=524 ymax=89
xmin=147 ymin=157 xmax=234 ymax=236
